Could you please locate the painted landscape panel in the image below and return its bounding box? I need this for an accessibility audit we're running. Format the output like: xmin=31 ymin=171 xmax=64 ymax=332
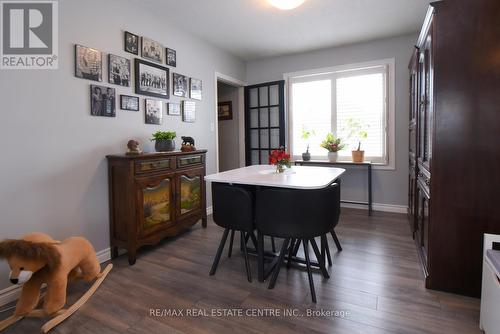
xmin=180 ymin=175 xmax=201 ymax=215
xmin=143 ymin=179 xmax=171 ymax=228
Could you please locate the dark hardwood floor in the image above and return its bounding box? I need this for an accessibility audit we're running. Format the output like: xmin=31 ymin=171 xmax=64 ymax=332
xmin=1 ymin=209 xmax=481 ymax=333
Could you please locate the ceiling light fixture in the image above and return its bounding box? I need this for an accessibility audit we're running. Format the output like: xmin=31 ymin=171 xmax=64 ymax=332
xmin=267 ymin=0 xmax=306 ymax=10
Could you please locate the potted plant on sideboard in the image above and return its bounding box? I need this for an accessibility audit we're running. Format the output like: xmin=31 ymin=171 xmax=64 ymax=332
xmin=151 ymin=131 xmax=176 ymax=152
xmin=301 ymin=126 xmax=315 ymax=161
xmin=320 ymin=133 xmax=345 ymax=162
xmin=344 ymin=118 xmax=368 ymax=163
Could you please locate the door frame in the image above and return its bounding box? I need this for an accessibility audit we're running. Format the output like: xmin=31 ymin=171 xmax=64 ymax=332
xmin=214 ymin=72 xmax=246 ymax=172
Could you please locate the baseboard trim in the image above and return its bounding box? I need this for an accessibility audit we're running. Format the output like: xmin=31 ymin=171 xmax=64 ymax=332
xmin=341 ymin=202 xmax=408 ymax=214
xmin=0 ymin=247 xmax=112 ymax=308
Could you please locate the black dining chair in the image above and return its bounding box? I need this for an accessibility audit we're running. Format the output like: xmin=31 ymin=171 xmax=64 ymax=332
xmin=209 ymin=182 xmax=257 ymax=282
xmin=256 ymin=183 xmax=339 ymax=303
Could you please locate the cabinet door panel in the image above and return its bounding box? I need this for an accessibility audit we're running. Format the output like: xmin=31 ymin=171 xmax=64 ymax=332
xmin=136 ymin=173 xmax=175 ymax=236
xmin=177 ymin=168 xmax=204 ymax=218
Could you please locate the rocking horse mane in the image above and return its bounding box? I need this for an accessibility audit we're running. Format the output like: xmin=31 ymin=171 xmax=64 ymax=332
xmin=0 ymin=239 xmax=61 ymax=269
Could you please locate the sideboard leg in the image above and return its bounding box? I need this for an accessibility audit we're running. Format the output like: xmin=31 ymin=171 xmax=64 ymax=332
xmin=128 ymin=249 xmax=137 ymax=265
xmin=202 ymin=216 xmax=208 ymax=228
xmin=111 ymin=246 xmax=119 ymax=259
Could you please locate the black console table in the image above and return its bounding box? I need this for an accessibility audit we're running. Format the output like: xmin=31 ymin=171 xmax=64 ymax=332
xmin=294 ymin=160 xmax=372 ymax=215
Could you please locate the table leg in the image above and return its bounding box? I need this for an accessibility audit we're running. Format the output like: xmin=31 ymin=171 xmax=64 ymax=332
xmin=258 ymin=231 xmax=264 ymax=282
xmin=368 ymin=164 xmax=373 ymax=216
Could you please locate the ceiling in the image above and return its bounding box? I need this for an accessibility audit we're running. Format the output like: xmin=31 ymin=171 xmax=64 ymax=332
xmin=136 ymin=0 xmax=432 ymax=61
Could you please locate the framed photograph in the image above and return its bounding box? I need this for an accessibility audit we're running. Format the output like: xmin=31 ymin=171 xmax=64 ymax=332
xmin=145 ymin=99 xmax=163 ymax=125
xmin=218 ymin=101 xmax=233 ymax=121
xmin=75 ymin=45 xmax=102 ymax=81
xmin=108 ymin=54 xmax=130 ymax=87
xmin=90 ymin=85 xmax=115 ymax=117
xmin=124 ymin=31 xmax=139 ymax=55
xmin=166 ymin=48 xmax=176 ymax=67
xmin=135 ymin=59 xmax=169 ymax=99
xmin=182 ymin=101 xmax=196 ymax=123
xmin=173 ymin=73 xmax=189 ymax=98
xmin=141 ymin=37 xmax=164 ymax=63
xmin=120 ymin=95 xmax=139 ymax=111
xmin=168 ymin=102 xmax=181 ymax=116
xmin=190 ymin=78 xmax=202 ymax=100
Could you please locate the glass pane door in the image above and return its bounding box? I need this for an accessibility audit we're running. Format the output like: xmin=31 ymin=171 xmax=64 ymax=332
xmin=245 ymin=80 xmax=285 ymax=165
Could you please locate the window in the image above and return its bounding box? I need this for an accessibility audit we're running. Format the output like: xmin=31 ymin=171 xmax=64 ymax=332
xmin=287 ymin=59 xmax=395 ymax=167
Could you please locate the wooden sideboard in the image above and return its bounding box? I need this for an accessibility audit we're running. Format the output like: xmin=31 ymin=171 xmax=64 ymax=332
xmin=106 ymin=150 xmax=207 ymax=265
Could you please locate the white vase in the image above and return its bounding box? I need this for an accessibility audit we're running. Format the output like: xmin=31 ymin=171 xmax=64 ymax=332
xmin=328 ymin=151 xmax=338 ymax=162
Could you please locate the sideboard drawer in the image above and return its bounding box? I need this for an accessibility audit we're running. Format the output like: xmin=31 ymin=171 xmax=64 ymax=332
xmin=135 ymin=158 xmax=173 ymax=174
xmin=177 ymin=154 xmax=204 ymax=168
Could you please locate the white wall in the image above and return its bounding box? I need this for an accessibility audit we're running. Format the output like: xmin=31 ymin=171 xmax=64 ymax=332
xmin=245 ymin=34 xmax=416 ymax=208
xmin=217 ymin=82 xmax=240 ymax=171
xmin=0 ymin=0 xmax=245 ymax=290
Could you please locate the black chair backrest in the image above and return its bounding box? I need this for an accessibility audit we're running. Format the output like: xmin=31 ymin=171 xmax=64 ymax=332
xmin=212 ymin=182 xmax=255 ymax=232
xmin=256 ymin=183 xmax=340 ymax=239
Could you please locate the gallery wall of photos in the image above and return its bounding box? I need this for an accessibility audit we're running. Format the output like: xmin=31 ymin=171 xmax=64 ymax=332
xmin=74 ymin=31 xmax=202 ymax=124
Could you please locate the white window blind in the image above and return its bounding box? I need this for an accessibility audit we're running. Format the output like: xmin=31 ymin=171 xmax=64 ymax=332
xmin=288 ymin=61 xmax=391 ymax=165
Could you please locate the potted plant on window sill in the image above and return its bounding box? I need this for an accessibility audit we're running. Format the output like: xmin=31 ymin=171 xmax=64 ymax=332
xmin=320 ymin=133 xmax=345 ymax=162
xmin=151 ymin=131 xmax=176 ymax=152
xmin=344 ymin=118 xmax=368 ymax=163
xmin=301 ymin=126 xmax=315 ymax=161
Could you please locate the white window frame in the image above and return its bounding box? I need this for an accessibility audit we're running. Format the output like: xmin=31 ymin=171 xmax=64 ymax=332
xmin=284 ymin=58 xmax=396 ymax=170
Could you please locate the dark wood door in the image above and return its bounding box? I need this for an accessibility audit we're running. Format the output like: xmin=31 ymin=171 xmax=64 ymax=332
xmin=417 ymin=26 xmax=433 ymax=172
xmin=408 ymin=48 xmax=419 ymax=228
xmin=244 ymin=80 xmax=285 ymax=165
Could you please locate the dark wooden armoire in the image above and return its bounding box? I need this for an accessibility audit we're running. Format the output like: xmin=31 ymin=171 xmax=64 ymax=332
xmin=408 ymin=0 xmax=500 ymax=297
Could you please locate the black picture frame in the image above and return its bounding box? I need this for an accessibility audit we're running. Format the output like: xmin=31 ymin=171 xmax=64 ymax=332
xmin=75 ymin=44 xmax=102 ymax=82
xmin=145 ymin=99 xmax=163 ymax=125
xmin=90 ymin=84 xmax=115 ymax=117
xmin=218 ymin=101 xmax=233 ymax=121
xmin=141 ymin=36 xmax=164 ymax=63
xmin=124 ymin=31 xmax=139 ymax=55
xmin=120 ymin=95 xmax=139 ymax=111
xmin=135 ymin=58 xmax=170 ymax=99
xmin=173 ymin=72 xmax=189 ymax=98
xmin=108 ymin=54 xmax=131 ymax=87
xmin=166 ymin=48 xmax=176 ymax=67
xmin=190 ymin=77 xmax=202 ymax=100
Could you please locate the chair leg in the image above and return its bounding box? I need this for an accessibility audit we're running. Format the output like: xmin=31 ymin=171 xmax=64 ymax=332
xmin=241 ymin=232 xmax=252 ymax=283
xmin=210 ymin=228 xmax=230 ymax=275
xmin=321 ymin=235 xmax=332 ymax=266
xmin=330 ymin=229 xmax=342 ymax=251
xmin=303 ymin=239 xmax=317 ymax=303
xmin=227 ymin=230 xmax=235 ymax=258
xmin=249 ymin=232 xmax=258 ymax=250
xmin=310 ymin=238 xmax=329 ymax=279
xmin=268 ymin=238 xmax=290 ymax=289
xmin=287 ymin=238 xmax=296 ymax=269
xmin=271 ymin=236 xmax=277 ymax=253
xmin=258 ymin=231 xmax=264 ymax=282
xmin=292 ymin=239 xmax=301 ymax=256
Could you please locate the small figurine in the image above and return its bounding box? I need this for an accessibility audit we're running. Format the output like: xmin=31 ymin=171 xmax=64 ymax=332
xmin=181 ymin=136 xmax=196 ymax=152
xmin=126 ymin=139 xmax=142 ymax=155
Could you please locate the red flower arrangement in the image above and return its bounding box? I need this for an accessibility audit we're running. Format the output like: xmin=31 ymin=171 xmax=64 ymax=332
xmin=269 ymin=148 xmax=291 ymax=173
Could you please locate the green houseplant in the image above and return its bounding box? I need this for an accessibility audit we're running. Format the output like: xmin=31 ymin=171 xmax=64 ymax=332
xmin=151 ymin=131 xmax=176 ymax=152
xmin=301 ymin=126 xmax=315 ymax=161
xmin=344 ymin=118 xmax=368 ymax=162
xmin=320 ymin=133 xmax=345 ymax=162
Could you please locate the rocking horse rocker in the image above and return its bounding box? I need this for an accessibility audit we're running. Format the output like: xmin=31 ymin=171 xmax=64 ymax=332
xmin=0 ymin=233 xmax=113 ymax=333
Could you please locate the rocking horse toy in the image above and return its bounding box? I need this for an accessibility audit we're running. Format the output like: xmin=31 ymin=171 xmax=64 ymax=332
xmin=0 ymin=232 xmax=113 ymax=333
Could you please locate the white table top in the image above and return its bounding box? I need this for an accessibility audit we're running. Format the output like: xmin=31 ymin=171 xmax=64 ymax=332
xmin=205 ymin=165 xmax=345 ymax=190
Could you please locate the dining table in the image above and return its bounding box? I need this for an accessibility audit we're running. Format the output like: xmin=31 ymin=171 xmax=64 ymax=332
xmin=205 ymin=164 xmax=346 ymax=281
